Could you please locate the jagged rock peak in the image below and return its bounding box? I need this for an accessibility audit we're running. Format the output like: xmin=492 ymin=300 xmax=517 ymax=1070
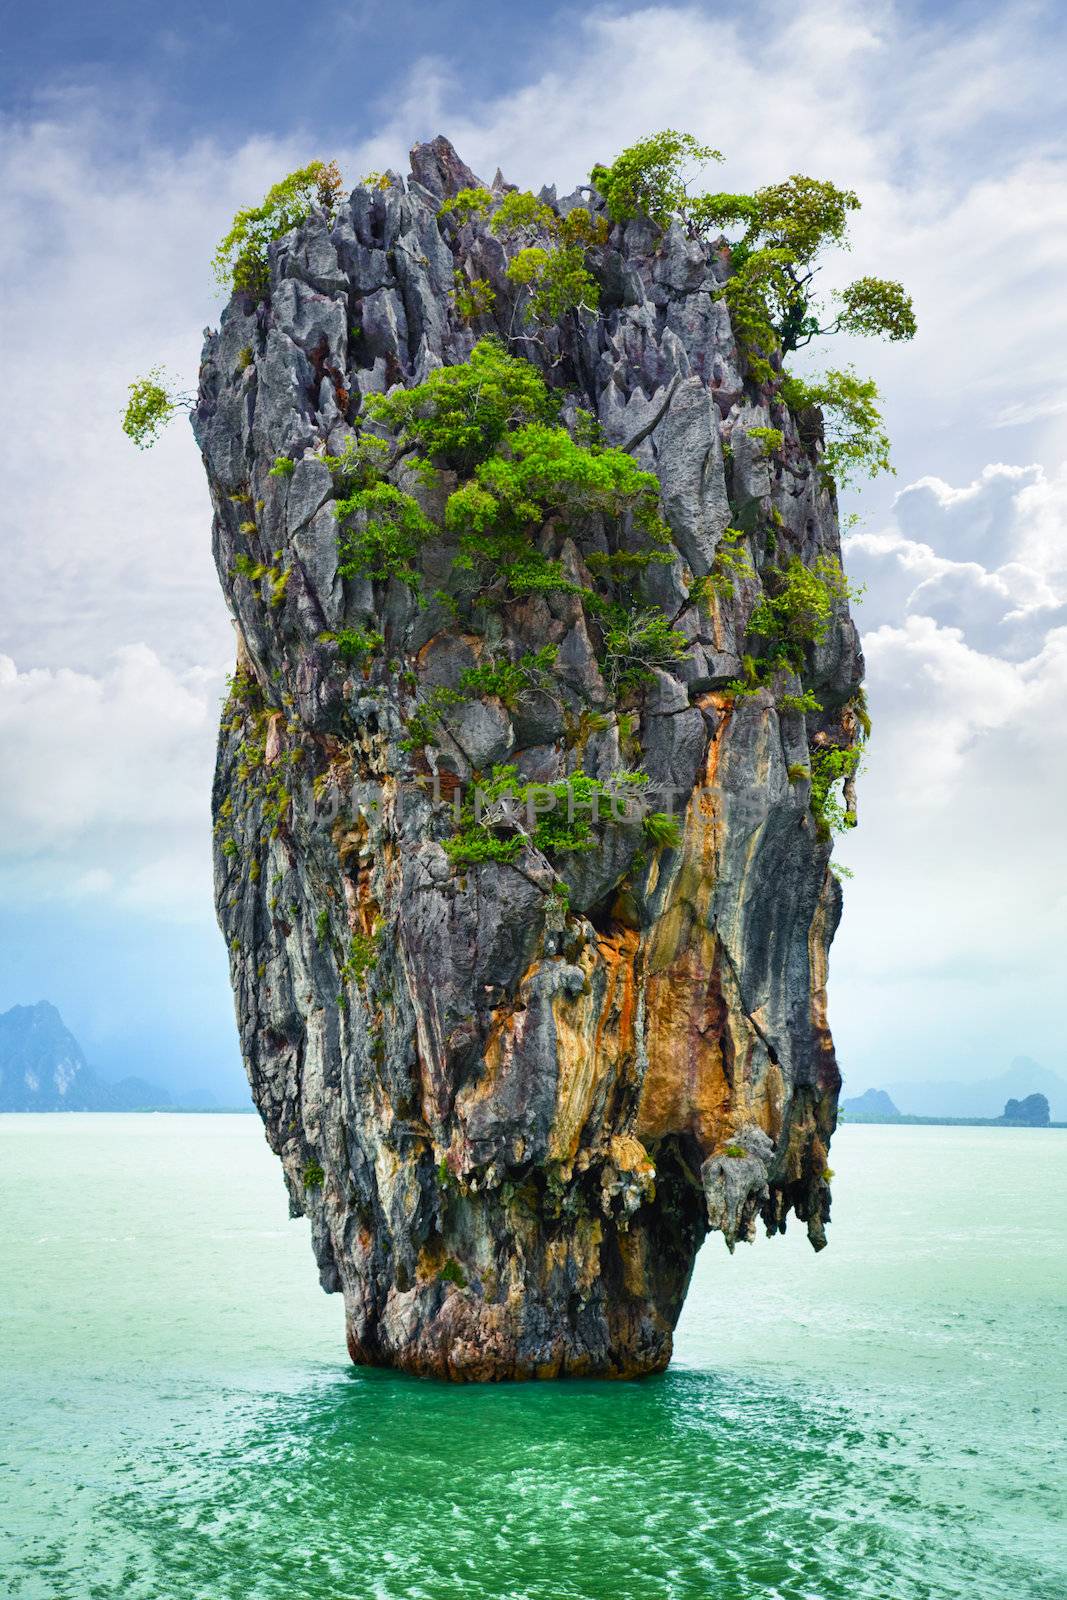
xmin=408 ymin=135 xmax=485 ymax=199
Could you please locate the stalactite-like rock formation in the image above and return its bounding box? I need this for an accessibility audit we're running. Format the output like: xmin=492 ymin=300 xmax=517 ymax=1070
xmin=194 ymin=137 xmax=862 ymax=1380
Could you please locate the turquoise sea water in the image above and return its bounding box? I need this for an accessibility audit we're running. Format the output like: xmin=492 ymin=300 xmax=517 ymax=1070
xmin=1 ymin=1114 xmax=1064 ymax=1600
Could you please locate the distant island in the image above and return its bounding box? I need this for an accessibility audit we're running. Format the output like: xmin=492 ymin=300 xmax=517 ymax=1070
xmin=0 ymin=1001 xmax=235 ymax=1111
xmin=860 ymin=1056 xmax=1067 ymax=1122
xmin=841 ymin=1088 xmax=902 ymax=1119
xmin=999 ymin=1094 xmax=1052 ymax=1127
xmin=841 ymin=1084 xmax=1060 ymax=1128
xmin=844 ymin=1062 xmax=1067 ymax=1126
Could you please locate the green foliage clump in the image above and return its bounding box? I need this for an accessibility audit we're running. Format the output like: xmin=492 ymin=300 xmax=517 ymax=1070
xmin=231 ymin=553 xmax=291 ymax=608
xmin=302 ymin=1160 xmax=325 ymax=1190
xmin=747 ymin=426 xmax=784 ymax=457
xmin=231 ymin=552 xmax=264 ymax=583
xmin=724 ymin=554 xmax=860 ymax=706
xmin=335 ymin=484 xmax=434 ymax=590
xmin=212 ymin=160 xmax=343 ymax=297
xmin=593 ymin=603 xmax=690 ymax=690
xmin=321 ymin=433 xmax=392 ymax=494
xmin=726 ymin=654 xmax=765 ymax=700
xmin=491 ymin=190 xmax=558 ymax=237
xmin=400 ymin=685 xmax=466 ymax=753
xmin=234 ymin=720 xmax=267 ymax=782
xmin=340 ymin=930 xmax=378 ymax=983
xmin=445 ymin=764 xmax=647 ymax=865
xmin=301 ymin=344 xmax=687 ymax=819
xmin=450 ymin=420 xmax=663 ymax=534
xmin=453 ymin=272 xmax=496 ymax=323
xmin=691 ymin=527 xmax=755 ymax=608
xmin=779 ymin=688 xmax=823 ymax=715
xmin=332 ymin=626 xmax=384 ymax=663
xmin=723 ymin=1144 xmax=746 ymax=1159
xmin=585 ymin=547 xmax=675 ymax=580
xmin=438 ymin=186 xmax=493 ymax=223
xmin=364 ymin=338 xmax=557 ymax=469
xmin=690 ymin=171 xmax=915 ymax=375
xmin=505 ymin=243 xmax=600 ymax=322
xmin=834 ymin=277 xmax=917 ymax=342
xmin=590 ymin=130 xmax=722 ymax=226
xmin=642 ymin=811 xmax=683 ymax=849
xmin=444 ymin=765 xmax=534 ymax=865
xmin=224 ymin=665 xmax=264 ymax=711
xmin=780 ymin=367 xmax=892 ymax=490
xmin=530 ymin=770 xmax=646 ymax=855
xmin=489 ymin=191 xmax=607 ymax=323
xmin=441 ymin=408 xmax=669 ymax=601
xmin=695 ymin=174 xmax=860 ymax=269
xmin=327 ymin=345 xmax=676 ymax=655
xmin=269 ymin=455 xmax=296 ymax=478
xmin=747 ymin=554 xmax=858 ymax=667
xmin=557 ymin=207 xmax=612 ymax=251
xmin=571 ymin=408 xmax=606 ymax=450
xmin=438 ymin=1257 xmax=467 ymax=1287
xmin=401 ymin=646 xmax=559 ymax=752
xmin=806 ymin=689 xmax=869 ymax=842
xmin=261 ymin=769 xmax=292 ymax=832
xmin=122 ymin=369 xmax=192 ymax=449
xmin=717 ymin=249 xmax=800 ymax=382
xmin=809 ymin=745 xmax=860 ymax=841
xmin=545 ymin=880 xmax=571 ymax=924
xmin=459 ymin=644 xmax=559 ymax=709
xmin=315 ymin=907 xmax=330 ymax=944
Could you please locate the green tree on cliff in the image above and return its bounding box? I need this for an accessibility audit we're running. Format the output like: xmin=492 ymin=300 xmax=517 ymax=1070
xmin=590 ymin=133 xmax=916 ymax=482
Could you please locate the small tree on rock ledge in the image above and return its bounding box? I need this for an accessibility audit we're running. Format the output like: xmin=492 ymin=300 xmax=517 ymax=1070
xmin=121 ymin=369 xmax=195 ymax=450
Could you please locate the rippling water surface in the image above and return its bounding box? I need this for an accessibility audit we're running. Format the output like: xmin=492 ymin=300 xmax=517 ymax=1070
xmin=2 ymin=1114 xmax=1064 ymax=1599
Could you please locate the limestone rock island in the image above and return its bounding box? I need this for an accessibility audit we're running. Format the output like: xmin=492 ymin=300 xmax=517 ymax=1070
xmin=194 ymin=138 xmax=864 ymax=1379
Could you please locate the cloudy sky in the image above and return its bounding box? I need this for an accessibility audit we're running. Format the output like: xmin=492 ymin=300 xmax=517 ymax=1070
xmin=2 ymin=0 xmax=1065 ymax=1103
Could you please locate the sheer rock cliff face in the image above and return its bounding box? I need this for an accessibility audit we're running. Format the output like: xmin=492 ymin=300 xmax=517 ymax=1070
xmin=194 ymin=137 xmax=860 ymax=1380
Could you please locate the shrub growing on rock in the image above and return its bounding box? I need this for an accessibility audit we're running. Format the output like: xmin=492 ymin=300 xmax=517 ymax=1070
xmin=121 ymin=369 xmax=193 ymax=449
xmin=590 ymin=130 xmax=723 ymax=226
xmin=212 ymin=160 xmax=343 ymax=297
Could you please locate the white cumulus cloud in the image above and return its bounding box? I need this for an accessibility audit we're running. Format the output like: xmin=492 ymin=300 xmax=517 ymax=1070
xmin=0 ymin=647 xmax=226 ymax=919
xmin=846 ymin=463 xmax=1067 ymax=657
xmin=832 ymin=462 xmax=1067 ymax=1080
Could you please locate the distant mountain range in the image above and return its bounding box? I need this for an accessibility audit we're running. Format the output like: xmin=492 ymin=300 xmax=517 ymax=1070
xmin=0 ymin=1001 xmax=175 ymax=1111
xmin=5 ymin=998 xmax=1062 ymax=1124
xmin=843 ymin=1057 xmax=1067 ymax=1123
